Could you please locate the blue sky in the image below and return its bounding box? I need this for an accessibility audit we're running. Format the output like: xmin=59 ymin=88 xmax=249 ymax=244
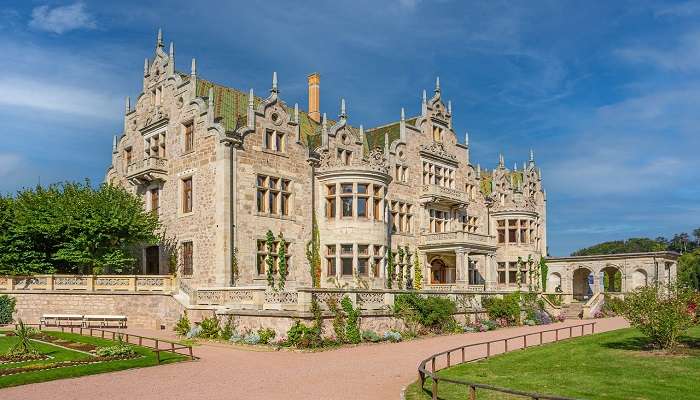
xmin=0 ymin=1 xmax=698 ymax=256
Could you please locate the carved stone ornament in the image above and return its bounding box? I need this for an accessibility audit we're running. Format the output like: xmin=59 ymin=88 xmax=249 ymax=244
xmin=366 ymin=148 xmax=389 ymax=174
xmin=419 ymin=141 xmax=457 ymax=163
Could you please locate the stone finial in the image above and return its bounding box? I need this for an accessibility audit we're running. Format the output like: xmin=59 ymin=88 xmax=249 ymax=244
xmin=125 ymin=96 xmax=130 ymax=113
xmin=156 ymin=28 xmax=163 ymax=48
xmin=359 ymin=124 xmax=364 ymax=141
xmin=169 ymin=42 xmax=174 ymax=59
xmin=294 ymin=103 xmax=299 ymax=123
xmin=322 ymin=112 xmax=327 ymax=132
xmin=112 ymin=135 xmax=118 ymax=153
xmin=190 ymin=58 xmax=197 ymax=76
xmin=448 ymin=100 xmax=452 ymax=115
xmin=248 ymin=88 xmax=254 ymax=108
xmin=435 ymin=76 xmax=440 ymax=93
xmin=530 ymin=148 xmax=535 ymax=163
xmin=340 ymin=98 xmax=346 ymax=118
xmin=477 ymin=163 xmax=481 ymax=178
xmin=465 ymin=131 xmax=469 ymax=146
xmin=144 ymin=57 xmax=149 ymax=76
xmin=422 ymin=89 xmax=427 ymax=104
xmin=384 ymin=131 xmax=389 ymax=152
xmin=208 ymin=87 xmax=214 ymax=108
xmin=514 ymin=162 xmax=518 ymax=171
xmin=498 ymin=153 xmax=504 ymax=167
xmin=400 ymin=107 xmax=405 ymax=121
xmin=271 ymin=71 xmax=278 ymax=93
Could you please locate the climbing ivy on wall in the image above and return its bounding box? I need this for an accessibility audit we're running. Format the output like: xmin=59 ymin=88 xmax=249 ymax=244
xmin=306 ymin=212 xmax=321 ymax=288
xmin=277 ymin=233 xmax=287 ymax=290
xmin=413 ymin=249 xmax=423 ymax=290
xmin=539 ymin=256 xmax=548 ymax=292
xmin=397 ymin=247 xmax=405 ymax=290
xmin=265 ymin=230 xmax=275 ymax=288
xmin=386 ymin=248 xmax=395 ymax=289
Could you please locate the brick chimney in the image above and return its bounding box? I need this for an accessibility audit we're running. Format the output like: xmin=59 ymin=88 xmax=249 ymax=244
xmin=308 ymin=72 xmax=320 ymax=123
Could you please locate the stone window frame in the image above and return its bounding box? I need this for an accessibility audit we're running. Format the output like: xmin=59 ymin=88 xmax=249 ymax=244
xmin=263 ymin=128 xmax=287 ymax=154
xmin=181 ymin=240 xmax=194 ymax=276
xmin=496 ymin=218 xmax=537 ymax=245
xmin=123 ymin=146 xmax=132 ymax=173
xmin=465 ymin=183 xmax=477 ymax=201
xmin=324 ymin=242 xmax=382 ymax=280
xmin=460 ymin=214 xmax=478 ymax=233
xmin=180 ymin=175 xmax=194 ymax=215
xmin=429 ymin=208 xmax=450 ymax=233
xmin=255 ymin=174 xmax=293 ymax=219
xmin=144 ymin=129 xmax=167 ymax=159
xmin=255 ymin=237 xmax=291 ymax=277
xmin=182 ymin=120 xmax=195 ymax=154
xmin=148 ymin=185 xmax=160 ymax=215
xmin=394 ymin=163 xmax=409 ymax=184
xmin=390 ymin=200 xmax=413 ymax=235
xmin=422 ymin=160 xmax=455 ymax=189
xmin=325 ymin=182 xmax=385 ymax=221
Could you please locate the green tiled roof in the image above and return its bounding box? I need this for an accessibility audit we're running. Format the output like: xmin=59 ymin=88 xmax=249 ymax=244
xmin=511 ymin=171 xmax=524 ymax=188
xmin=480 ymin=172 xmax=493 ymax=196
xmin=364 ymin=117 xmax=418 ymax=153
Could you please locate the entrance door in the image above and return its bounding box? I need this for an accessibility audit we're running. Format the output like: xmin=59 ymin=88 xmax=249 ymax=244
xmin=145 ymin=246 xmax=160 ymax=275
xmin=431 ymin=259 xmax=446 ymax=284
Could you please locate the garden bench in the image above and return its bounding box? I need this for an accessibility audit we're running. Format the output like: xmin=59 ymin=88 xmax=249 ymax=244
xmin=82 ymin=315 xmax=127 ymax=328
xmin=40 ymin=314 xmax=84 ymax=327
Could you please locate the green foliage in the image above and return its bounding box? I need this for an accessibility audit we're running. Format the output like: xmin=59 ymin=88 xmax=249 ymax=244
xmin=305 ymin=212 xmax=321 ymax=287
xmin=386 ymin=248 xmax=395 ymax=289
xmin=413 ymin=249 xmax=423 ymax=290
xmin=678 ymin=249 xmax=700 ymax=290
xmin=95 ymin=335 xmax=136 ymax=358
xmin=393 ymin=293 xmax=457 ymax=333
xmin=482 ymin=293 xmax=521 ymax=324
xmin=286 ymin=298 xmax=325 ymax=348
xmin=327 ymin=297 xmax=346 ymax=343
xmin=0 ymin=295 xmax=16 ymax=324
xmin=219 ymin=316 xmax=236 ymax=340
xmin=397 ymin=247 xmax=405 ymax=290
xmin=257 ymin=328 xmax=276 ymax=345
xmin=277 ymin=233 xmax=287 ymax=290
xmin=197 ymin=315 xmax=221 ymax=339
xmin=572 ymin=237 xmax=668 ymax=256
xmin=8 ymin=320 xmax=38 ymax=356
xmin=0 ymin=181 xmax=160 ymax=275
xmin=173 ymin=311 xmax=191 ymax=336
xmin=341 ymin=296 xmax=361 ymax=344
xmin=265 ymin=230 xmax=275 ymax=288
xmin=361 ymin=330 xmax=382 ymax=342
xmin=539 ymin=257 xmax=548 ymax=292
xmin=602 ymin=295 xmax=625 ymax=316
xmin=545 ymin=293 xmax=562 ymax=306
xmin=621 ymin=284 xmax=696 ymax=350
xmin=231 ymin=247 xmax=239 ymax=285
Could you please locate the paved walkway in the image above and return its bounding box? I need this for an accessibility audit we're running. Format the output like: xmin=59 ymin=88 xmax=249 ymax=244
xmin=1 ymin=318 xmax=628 ymax=400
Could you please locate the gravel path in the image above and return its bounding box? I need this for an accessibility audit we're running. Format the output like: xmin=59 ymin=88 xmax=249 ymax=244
xmin=0 ymin=318 xmax=628 ymax=400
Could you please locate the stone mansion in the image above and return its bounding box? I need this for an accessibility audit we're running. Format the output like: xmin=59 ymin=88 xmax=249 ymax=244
xmin=105 ymin=31 xmax=678 ymax=302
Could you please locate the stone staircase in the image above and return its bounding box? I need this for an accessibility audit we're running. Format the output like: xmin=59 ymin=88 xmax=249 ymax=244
xmin=561 ymin=301 xmax=584 ymax=319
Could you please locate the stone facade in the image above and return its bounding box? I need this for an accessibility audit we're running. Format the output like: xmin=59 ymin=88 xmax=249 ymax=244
xmin=104 ymin=31 xmax=676 ymax=300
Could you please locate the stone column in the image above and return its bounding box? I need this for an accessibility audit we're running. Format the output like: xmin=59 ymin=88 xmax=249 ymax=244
xmin=456 ymin=248 xmax=467 ymax=287
xmin=484 ymin=253 xmax=496 ymax=290
xmin=422 ymin=251 xmax=430 ymax=287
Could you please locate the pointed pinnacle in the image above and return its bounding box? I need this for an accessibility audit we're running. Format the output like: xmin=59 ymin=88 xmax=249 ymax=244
xmin=191 ymin=58 xmax=196 ymax=76
xmin=271 ymin=71 xmax=278 ymax=92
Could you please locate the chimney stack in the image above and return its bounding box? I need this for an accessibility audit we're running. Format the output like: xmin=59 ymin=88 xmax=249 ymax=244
xmin=308 ymin=72 xmax=320 ymax=123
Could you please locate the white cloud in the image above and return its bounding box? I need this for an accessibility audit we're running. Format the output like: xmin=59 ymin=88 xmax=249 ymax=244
xmin=615 ymin=31 xmax=700 ymax=72
xmin=29 ymin=2 xmax=96 ymax=34
xmin=0 ymin=76 xmax=120 ymax=119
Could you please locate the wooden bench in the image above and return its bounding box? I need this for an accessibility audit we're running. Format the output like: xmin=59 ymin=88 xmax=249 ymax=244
xmin=41 ymin=314 xmax=84 ymax=327
xmin=82 ymin=315 xmax=127 ymax=328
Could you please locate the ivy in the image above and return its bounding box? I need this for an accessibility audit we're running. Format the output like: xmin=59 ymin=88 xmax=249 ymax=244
xmin=265 ymin=230 xmax=275 ymax=288
xmin=277 ymin=233 xmax=287 ymax=290
xmin=397 ymin=247 xmax=405 ymax=289
xmin=306 ymin=212 xmax=321 ymax=287
xmin=341 ymin=296 xmax=361 ymax=344
xmin=231 ymin=247 xmax=239 ymax=286
xmin=539 ymin=256 xmax=548 ymax=292
xmin=386 ymin=248 xmax=395 ymax=289
xmin=413 ymin=249 xmax=423 ymax=290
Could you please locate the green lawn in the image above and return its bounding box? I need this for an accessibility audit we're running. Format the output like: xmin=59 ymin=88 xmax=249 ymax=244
xmin=0 ymin=330 xmax=188 ymax=388
xmin=406 ymin=326 xmax=700 ymax=400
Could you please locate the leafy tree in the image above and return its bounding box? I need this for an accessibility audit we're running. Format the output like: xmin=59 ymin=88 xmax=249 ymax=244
xmin=412 ymin=249 xmax=423 ymax=290
xmin=0 ymin=181 xmax=159 ymax=275
xmin=265 ymin=230 xmax=275 ymax=288
xmin=572 ymin=238 xmax=666 ymax=256
xmin=678 ymin=249 xmax=700 ymax=290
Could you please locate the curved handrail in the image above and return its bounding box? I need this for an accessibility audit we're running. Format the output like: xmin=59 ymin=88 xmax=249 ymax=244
xmin=417 ymin=322 xmax=596 ymax=400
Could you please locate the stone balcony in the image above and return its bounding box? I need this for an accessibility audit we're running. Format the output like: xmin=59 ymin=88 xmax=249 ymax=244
xmin=419 ymin=184 xmax=468 ymax=206
xmin=419 ymin=231 xmax=496 ymax=249
xmin=126 ymin=156 xmax=169 ymax=184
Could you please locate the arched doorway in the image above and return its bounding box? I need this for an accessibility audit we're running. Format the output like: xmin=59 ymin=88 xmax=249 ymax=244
xmin=547 ymin=272 xmax=562 ymax=292
xmin=572 ymin=267 xmax=593 ymax=301
xmin=632 ymin=269 xmax=647 ymax=289
xmin=601 ymin=266 xmax=623 ymax=293
xmin=430 ymin=259 xmax=455 ymax=284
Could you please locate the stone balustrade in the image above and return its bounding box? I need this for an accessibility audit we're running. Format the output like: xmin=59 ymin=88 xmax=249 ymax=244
xmin=419 ymin=231 xmax=495 ymax=246
xmin=0 ymin=275 xmax=175 ymax=293
xmin=420 ymin=184 xmax=468 ymax=204
xmin=126 ymin=156 xmax=169 ymax=183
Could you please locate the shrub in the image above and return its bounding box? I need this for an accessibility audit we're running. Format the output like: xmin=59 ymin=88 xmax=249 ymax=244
xmin=219 ymin=316 xmax=237 ymax=340
xmin=393 ymin=293 xmax=457 ymax=333
xmin=621 ymin=284 xmax=696 ymax=351
xmin=286 ymin=320 xmax=311 ymax=347
xmin=482 ymin=293 xmax=520 ymax=325
xmin=533 ymin=310 xmax=552 ymax=325
xmin=545 ymin=294 xmax=562 ymax=306
xmin=8 ymin=320 xmax=37 ymax=356
xmin=341 ymin=296 xmax=361 ymax=344
xmin=257 ymin=328 xmax=276 ymax=345
xmin=602 ymin=295 xmax=625 ymax=316
xmin=95 ymin=336 xmax=135 ymax=358
xmin=197 ymin=315 xmax=221 ymax=339
xmin=285 ymin=299 xmax=324 ymax=349
xmin=361 ymin=330 xmax=382 ymax=343
xmin=186 ymin=325 xmax=201 ymax=339
xmin=173 ymin=311 xmax=191 ymax=336
xmin=523 ymin=319 xmax=536 ymax=326
xmin=0 ymin=295 xmax=15 ymax=325
xmin=327 ymin=298 xmax=346 ymax=343
xmin=383 ymin=330 xmax=402 ymax=342
xmin=243 ymin=332 xmax=261 ymax=345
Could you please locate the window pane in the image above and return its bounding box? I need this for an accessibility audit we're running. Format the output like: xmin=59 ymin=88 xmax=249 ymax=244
xmin=326 ymin=198 xmax=336 ymax=218
xmin=342 ymin=197 xmax=353 ymax=217
xmin=341 ymin=244 xmax=353 ymax=255
xmin=357 ymin=197 xmax=367 ymax=217
xmin=341 ymin=184 xmax=353 ymax=194
xmin=358 ymin=245 xmax=369 ymax=255
xmin=327 ymin=245 xmax=336 ymax=256
xmin=327 ymin=184 xmax=336 ymax=195
xmin=327 ymin=258 xmax=336 ymax=276
xmin=357 ymin=184 xmax=368 ymax=194
xmin=341 ymin=258 xmax=353 ymax=276
xmin=357 ymin=258 xmax=368 ymax=275
xmin=257 ymin=189 xmax=266 ymax=212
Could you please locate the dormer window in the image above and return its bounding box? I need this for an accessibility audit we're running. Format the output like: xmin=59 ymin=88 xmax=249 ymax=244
xmin=264 ymin=129 xmax=286 ymax=153
xmin=337 ymin=148 xmax=352 ymax=166
xmin=432 ymin=125 xmax=443 ymax=142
